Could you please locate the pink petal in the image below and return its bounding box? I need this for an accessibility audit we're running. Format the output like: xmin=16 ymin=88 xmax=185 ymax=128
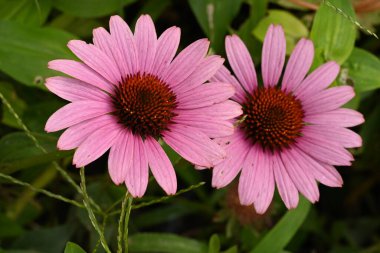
xmin=125 ymin=135 xmax=149 ymax=198
xmin=108 ymin=129 xmax=133 ymax=185
xmin=73 ymin=123 xmax=122 ymax=167
xmin=45 ymin=101 xmax=113 ymax=132
xmin=177 ymin=82 xmax=235 ymax=109
xmin=210 ymin=65 xmax=246 ymax=103
xmin=304 ymin=108 xmax=365 ymax=127
xmin=174 ymin=100 xmax=242 ymax=120
xmin=174 ymin=55 xmax=224 ymax=95
xmin=58 ymin=115 xmax=117 ymax=150
xmin=162 ymin=39 xmax=209 ymax=87
xmin=313 ymin=164 xmax=343 ymax=187
xmin=151 ymin=26 xmax=181 ymax=75
xmin=173 ymin=116 xmax=234 ymax=138
xmin=134 ymin=15 xmax=157 ymax=74
xmin=238 ymin=146 xmax=275 ymax=214
xmin=262 ymin=25 xmax=286 ymax=88
xmin=93 ymin=27 xmax=129 ymax=79
xmin=145 ymin=137 xmax=177 ymax=195
xmin=212 ymin=130 xmax=251 ymax=188
xmin=296 ymin=136 xmax=353 ymax=166
xmin=67 ymin=40 xmax=121 ymax=84
xmin=48 ymin=60 xmax=114 ymax=93
xmin=253 ymin=150 xmax=275 ymax=214
xmin=45 ymin=76 xmax=108 ymax=102
xmin=109 ymin=15 xmax=138 ymax=75
xmin=294 ymin=148 xmax=343 ymax=187
xmin=294 ymin=61 xmax=340 ymax=100
xmin=163 ymin=124 xmax=226 ymax=167
xmin=273 ymin=152 xmax=299 ymax=209
xmin=238 ymin=145 xmax=259 ymax=205
xmin=281 ymin=39 xmax=314 ymax=92
xmin=225 ymin=35 xmax=258 ymax=94
xmin=302 ymin=125 xmax=362 ymax=148
xmin=303 ymin=86 xmax=355 ymax=115
xmin=280 ymin=148 xmax=320 ymax=203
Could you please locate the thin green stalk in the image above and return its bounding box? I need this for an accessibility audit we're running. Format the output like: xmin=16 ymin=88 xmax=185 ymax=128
xmin=117 ymin=192 xmax=129 ymax=253
xmin=323 ymin=0 xmax=378 ymax=39
xmin=11 ymin=165 xmax=58 ymax=218
xmin=0 ymin=172 xmax=84 ymax=208
xmin=0 ymin=91 xmax=102 ymax=213
xmin=92 ymin=214 xmax=109 ymax=253
xmin=107 ymin=181 xmax=206 ymax=217
xmin=105 ymin=195 xmax=124 ymax=214
xmin=80 ymin=167 xmax=111 ymax=253
xmin=132 ymin=181 xmax=205 ymax=210
xmin=123 ymin=195 xmax=133 ymax=253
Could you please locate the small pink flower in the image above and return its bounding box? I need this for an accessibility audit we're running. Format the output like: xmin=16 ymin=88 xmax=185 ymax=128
xmin=45 ymin=15 xmax=241 ymax=197
xmin=211 ymin=25 xmax=364 ymax=214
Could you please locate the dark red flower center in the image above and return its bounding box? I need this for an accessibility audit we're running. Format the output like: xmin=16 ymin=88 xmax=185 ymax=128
xmin=241 ymin=87 xmax=304 ymax=151
xmin=112 ymin=73 xmax=177 ymax=138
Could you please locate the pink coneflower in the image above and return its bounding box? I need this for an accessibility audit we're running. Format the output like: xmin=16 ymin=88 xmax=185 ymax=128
xmin=211 ymin=25 xmax=364 ymax=214
xmin=45 ymin=15 xmax=241 ymax=197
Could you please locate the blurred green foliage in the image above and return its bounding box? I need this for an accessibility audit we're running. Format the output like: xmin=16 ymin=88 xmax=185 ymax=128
xmin=0 ymin=0 xmax=379 ymax=252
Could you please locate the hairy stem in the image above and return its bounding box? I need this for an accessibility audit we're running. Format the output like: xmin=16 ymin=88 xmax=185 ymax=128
xmin=124 ymin=195 xmax=133 ymax=253
xmin=117 ymin=192 xmax=129 ymax=253
xmin=0 ymin=172 xmax=84 ymax=209
xmin=80 ymin=167 xmax=111 ymax=253
xmin=132 ymin=181 xmax=205 ymax=210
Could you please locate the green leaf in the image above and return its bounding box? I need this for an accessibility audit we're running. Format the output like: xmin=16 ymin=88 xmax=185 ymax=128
xmin=0 ymin=132 xmax=65 ymax=174
xmin=250 ymin=197 xmax=311 ymax=253
xmin=343 ymin=48 xmax=380 ymax=93
xmin=271 ymin=0 xmax=310 ymax=10
xmin=137 ymin=0 xmax=171 ymax=21
xmin=129 ymin=233 xmax=208 ymax=253
xmin=53 ymin=0 xmax=136 ymax=18
xmin=253 ymin=10 xmax=308 ymax=54
xmin=49 ymin=14 xmax=103 ymax=38
xmin=222 ymin=246 xmax=238 ymax=253
xmin=1 ymin=149 xmax=73 ymax=174
xmin=188 ymin=0 xmax=243 ymax=53
xmin=22 ymin=100 xmax=64 ymax=132
xmin=0 ymin=0 xmax=52 ymax=26
xmin=64 ymin=242 xmax=86 ymax=253
xmin=310 ymin=0 xmax=356 ymax=64
xmin=0 ymin=21 xmax=75 ymax=89
xmin=0 ymin=82 xmax=26 ymax=129
xmin=238 ymin=0 xmax=268 ymax=62
xmin=208 ymin=234 xmax=221 ymax=253
xmin=0 ymin=250 xmax=41 ymax=253
xmin=12 ymin=225 xmax=74 ymax=253
xmin=0 ymin=213 xmax=24 ymax=238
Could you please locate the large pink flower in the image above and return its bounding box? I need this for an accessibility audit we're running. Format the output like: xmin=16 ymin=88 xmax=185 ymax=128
xmin=211 ymin=25 xmax=364 ymax=214
xmin=45 ymin=15 xmax=241 ymax=197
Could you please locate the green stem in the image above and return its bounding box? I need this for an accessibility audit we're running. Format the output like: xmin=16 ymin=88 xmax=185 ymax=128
xmin=132 ymin=181 xmax=205 ymax=210
xmin=11 ymin=165 xmax=57 ymax=218
xmin=80 ymin=167 xmax=111 ymax=253
xmin=92 ymin=214 xmax=108 ymax=253
xmin=123 ymin=194 xmax=133 ymax=253
xmin=323 ymin=0 xmax=378 ymax=39
xmin=0 ymin=172 xmax=84 ymax=209
xmin=107 ymin=181 xmax=206 ymax=217
xmin=117 ymin=192 xmax=129 ymax=253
